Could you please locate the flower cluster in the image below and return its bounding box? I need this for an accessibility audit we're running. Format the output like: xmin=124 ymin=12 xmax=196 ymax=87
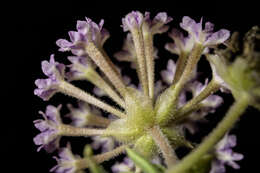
xmin=33 ymin=105 xmax=62 ymax=152
xmin=33 ymin=11 xmax=256 ymax=173
xmin=34 ymin=55 xmax=65 ymax=101
xmin=210 ymin=133 xmax=243 ymax=173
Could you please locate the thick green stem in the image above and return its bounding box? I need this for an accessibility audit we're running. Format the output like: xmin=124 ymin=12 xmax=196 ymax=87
xmin=149 ymin=126 xmax=178 ymax=167
xmin=166 ymin=94 xmax=249 ymax=173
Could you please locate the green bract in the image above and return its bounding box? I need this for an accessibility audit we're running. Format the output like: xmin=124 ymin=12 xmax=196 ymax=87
xmin=106 ymin=87 xmax=188 ymax=158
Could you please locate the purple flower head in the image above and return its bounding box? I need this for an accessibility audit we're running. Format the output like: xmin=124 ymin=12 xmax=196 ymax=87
xmin=50 ymin=144 xmax=81 ymax=173
xmin=122 ymin=11 xmax=144 ymax=32
xmin=33 ymin=105 xmax=62 ymax=153
xmin=56 ymin=18 xmax=109 ymax=56
xmin=66 ymin=102 xmax=101 ymax=127
xmin=160 ymin=59 xmax=176 ymax=84
xmin=210 ymin=134 xmax=244 ymax=173
xmin=91 ymin=136 xmax=116 ymax=153
xmin=143 ymin=12 xmax=173 ymax=34
xmin=66 ymin=56 xmax=93 ymax=81
xmin=84 ymin=18 xmax=110 ymax=46
xmin=165 ymin=28 xmax=195 ymax=55
xmin=112 ymin=157 xmax=135 ymax=173
xmin=34 ymin=55 xmax=65 ymax=101
xmin=180 ymin=16 xmax=230 ymax=46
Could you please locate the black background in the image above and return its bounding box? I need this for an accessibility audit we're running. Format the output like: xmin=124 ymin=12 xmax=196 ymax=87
xmin=8 ymin=3 xmax=260 ymax=173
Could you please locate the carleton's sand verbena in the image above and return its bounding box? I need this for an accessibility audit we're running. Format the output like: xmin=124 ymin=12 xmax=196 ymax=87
xmin=33 ymin=11 xmax=260 ymax=173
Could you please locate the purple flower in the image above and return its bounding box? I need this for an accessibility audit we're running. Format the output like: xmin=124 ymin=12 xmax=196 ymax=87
xmin=56 ymin=18 xmax=109 ymax=56
xmin=50 ymin=144 xmax=82 ymax=173
xmin=165 ymin=28 xmax=195 ymax=55
xmin=210 ymin=134 xmax=243 ymax=173
xmin=33 ymin=105 xmax=62 ymax=153
xmin=160 ymin=59 xmax=176 ymax=84
xmin=34 ymin=55 xmax=65 ymax=101
xmin=122 ymin=11 xmax=144 ymax=32
xmin=66 ymin=102 xmax=101 ymax=127
xmin=180 ymin=16 xmax=230 ymax=46
xmin=112 ymin=157 xmax=135 ymax=173
xmin=66 ymin=56 xmax=93 ymax=81
xmin=143 ymin=12 xmax=173 ymax=34
xmin=91 ymin=136 xmax=116 ymax=153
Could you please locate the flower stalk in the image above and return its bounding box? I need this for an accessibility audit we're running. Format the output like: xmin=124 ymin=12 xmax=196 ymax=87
xmin=85 ymin=67 xmax=125 ymax=108
xmin=173 ymin=44 xmax=204 ymax=93
xmin=149 ymin=125 xmax=178 ymax=167
xmin=157 ymin=44 xmax=205 ymax=124
xmin=59 ymin=124 xmax=106 ymax=136
xmin=172 ymin=52 xmax=189 ymax=84
xmin=172 ymin=79 xmax=221 ymax=123
xmin=143 ymin=31 xmax=155 ymax=100
xmin=58 ymin=81 xmax=126 ymax=118
xmin=85 ymin=41 xmax=127 ymax=97
xmin=131 ymin=28 xmax=149 ymax=97
xmin=77 ymin=145 xmax=127 ymax=169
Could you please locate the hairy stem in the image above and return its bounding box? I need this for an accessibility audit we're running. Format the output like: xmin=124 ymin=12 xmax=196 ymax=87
xmin=143 ymin=31 xmax=155 ymax=100
xmin=172 ymin=52 xmax=189 ymax=85
xmin=159 ymin=44 xmax=204 ymax=123
xmin=149 ymin=126 xmax=178 ymax=167
xmin=58 ymin=81 xmax=126 ymax=118
xmin=77 ymin=145 xmax=127 ymax=169
xmin=86 ymin=114 xmax=111 ymax=127
xmin=100 ymin=47 xmax=122 ymax=77
xmin=131 ymin=28 xmax=149 ymax=97
xmin=172 ymin=80 xmax=221 ymax=123
xmin=166 ymin=94 xmax=249 ymax=173
xmin=85 ymin=42 xmax=127 ymax=97
xmin=173 ymin=44 xmax=204 ymax=97
xmin=87 ymin=68 xmax=125 ymax=108
xmin=59 ymin=124 xmax=106 ymax=136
